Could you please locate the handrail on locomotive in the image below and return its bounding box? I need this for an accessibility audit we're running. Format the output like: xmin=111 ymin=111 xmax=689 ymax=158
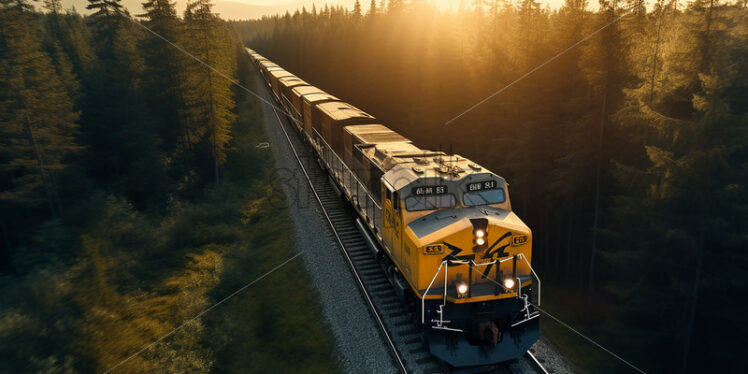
xmin=422 ymin=254 xmax=541 ymax=328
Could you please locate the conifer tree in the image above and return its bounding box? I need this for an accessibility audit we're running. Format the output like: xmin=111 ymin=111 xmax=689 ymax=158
xmin=352 ymin=0 xmax=362 ymax=20
xmin=183 ymin=0 xmax=236 ymax=184
xmin=84 ymin=0 xmax=171 ymax=206
xmin=0 ymin=3 xmax=80 ymax=218
xmin=388 ymin=0 xmax=402 ymax=14
xmin=602 ymin=1 xmax=747 ymax=371
xmin=140 ymin=0 xmax=189 ymax=164
xmin=86 ymin=0 xmax=123 ymax=20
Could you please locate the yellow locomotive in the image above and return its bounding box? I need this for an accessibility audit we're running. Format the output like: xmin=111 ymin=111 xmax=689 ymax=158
xmin=248 ymin=48 xmax=540 ymax=367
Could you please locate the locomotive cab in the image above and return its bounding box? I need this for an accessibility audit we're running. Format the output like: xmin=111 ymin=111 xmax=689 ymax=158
xmin=378 ymin=154 xmax=541 ymax=367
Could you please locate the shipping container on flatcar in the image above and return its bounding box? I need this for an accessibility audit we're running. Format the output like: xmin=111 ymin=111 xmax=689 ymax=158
xmin=312 ymin=102 xmax=376 ymax=155
xmin=277 ymin=76 xmax=308 ymax=111
xmin=258 ymin=61 xmax=281 ymax=84
xmin=268 ymin=70 xmax=295 ymax=98
xmin=289 ymin=86 xmax=325 ymax=125
xmin=301 ymin=92 xmax=340 ymax=138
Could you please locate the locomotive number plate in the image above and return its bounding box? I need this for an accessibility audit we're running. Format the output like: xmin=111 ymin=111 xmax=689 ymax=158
xmin=467 ymin=180 xmax=498 ymax=191
xmin=423 ymin=244 xmax=444 ymax=255
xmin=412 ymin=185 xmax=448 ymax=196
xmin=512 ymin=234 xmax=528 ymax=246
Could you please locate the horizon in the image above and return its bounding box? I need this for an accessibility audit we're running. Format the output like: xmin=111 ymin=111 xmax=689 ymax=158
xmin=55 ymin=0 xmax=579 ymax=20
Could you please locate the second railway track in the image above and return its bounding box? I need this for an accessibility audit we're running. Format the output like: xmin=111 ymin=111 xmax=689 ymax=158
xmin=261 ymin=75 xmax=548 ymax=374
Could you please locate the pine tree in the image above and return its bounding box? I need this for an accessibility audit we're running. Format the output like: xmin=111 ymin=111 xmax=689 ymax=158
xmin=84 ymin=0 xmax=172 ymax=206
xmin=352 ymin=0 xmax=362 ymax=20
xmin=140 ymin=0 xmax=189 ymax=165
xmin=0 ymin=3 xmax=81 ymax=218
xmin=553 ymin=0 xmax=636 ymax=298
xmin=46 ymin=8 xmax=96 ymax=80
xmin=368 ymin=0 xmax=377 ymax=16
xmin=603 ymin=1 xmax=747 ymax=371
xmin=86 ymin=0 xmax=123 ymax=19
xmin=183 ymin=0 xmax=236 ymax=185
xmin=388 ymin=0 xmax=403 ymax=14
xmin=43 ymin=0 xmax=62 ymax=14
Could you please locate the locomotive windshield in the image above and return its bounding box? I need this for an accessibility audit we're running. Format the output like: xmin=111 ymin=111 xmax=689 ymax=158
xmin=463 ymin=189 xmax=506 ymax=206
xmin=405 ymin=194 xmax=456 ymax=211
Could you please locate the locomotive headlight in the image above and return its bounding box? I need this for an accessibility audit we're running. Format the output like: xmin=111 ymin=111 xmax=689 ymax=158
xmin=503 ymin=278 xmax=516 ymax=290
xmin=472 ymin=220 xmax=489 ymax=251
xmin=456 ymin=281 xmax=469 ymax=297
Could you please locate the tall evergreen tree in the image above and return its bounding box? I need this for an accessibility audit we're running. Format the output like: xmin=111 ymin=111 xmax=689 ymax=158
xmin=603 ymin=1 xmax=747 ymax=371
xmin=86 ymin=0 xmax=123 ymax=19
xmin=183 ymin=0 xmax=236 ymax=185
xmin=83 ymin=0 xmax=170 ymax=206
xmin=352 ymin=0 xmax=362 ymax=20
xmin=140 ymin=0 xmax=189 ymax=166
xmin=0 ymin=3 xmax=81 ymax=218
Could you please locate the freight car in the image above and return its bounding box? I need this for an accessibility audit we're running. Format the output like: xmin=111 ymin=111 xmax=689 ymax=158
xmin=247 ymin=48 xmax=541 ymax=367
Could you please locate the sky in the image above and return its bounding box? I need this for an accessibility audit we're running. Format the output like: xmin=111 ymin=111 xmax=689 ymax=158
xmin=58 ymin=0 xmax=570 ymax=20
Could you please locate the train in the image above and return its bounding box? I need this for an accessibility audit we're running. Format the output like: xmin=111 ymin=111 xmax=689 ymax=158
xmin=246 ymin=48 xmax=541 ymax=368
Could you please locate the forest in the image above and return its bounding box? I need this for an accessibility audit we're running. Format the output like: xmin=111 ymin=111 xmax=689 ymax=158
xmin=0 ymin=0 xmax=339 ymax=372
xmin=235 ymin=1 xmax=747 ymax=373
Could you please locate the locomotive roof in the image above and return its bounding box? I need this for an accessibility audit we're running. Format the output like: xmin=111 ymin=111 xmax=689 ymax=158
xmin=383 ymin=155 xmax=505 ymax=191
xmin=345 ymin=124 xmax=411 ymax=144
xmin=292 ymin=85 xmax=325 ymax=97
xmin=355 ymin=140 xmax=503 ymax=191
xmin=316 ymin=102 xmax=374 ymax=122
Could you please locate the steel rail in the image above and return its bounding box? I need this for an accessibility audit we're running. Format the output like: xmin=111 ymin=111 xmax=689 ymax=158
xmin=262 ymin=80 xmax=409 ymax=374
xmin=525 ymin=352 xmax=549 ymax=374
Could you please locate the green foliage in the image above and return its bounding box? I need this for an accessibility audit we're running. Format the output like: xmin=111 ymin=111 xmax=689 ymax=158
xmin=0 ymin=2 xmax=339 ymax=373
xmin=603 ymin=2 xmax=748 ymax=371
xmin=182 ymin=0 xmax=237 ymax=185
xmin=0 ymin=6 xmax=80 ymax=216
xmin=236 ymin=2 xmax=747 ymax=372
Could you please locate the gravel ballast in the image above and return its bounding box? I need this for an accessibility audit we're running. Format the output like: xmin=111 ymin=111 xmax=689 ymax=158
xmin=254 ymin=76 xmax=399 ymax=374
xmin=528 ymin=337 xmax=577 ymax=374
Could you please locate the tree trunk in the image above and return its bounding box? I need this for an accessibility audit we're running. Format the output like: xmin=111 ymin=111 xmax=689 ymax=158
xmin=24 ymin=113 xmax=58 ymax=219
xmin=588 ymin=87 xmax=607 ymax=303
xmin=648 ymin=1 xmax=665 ymax=104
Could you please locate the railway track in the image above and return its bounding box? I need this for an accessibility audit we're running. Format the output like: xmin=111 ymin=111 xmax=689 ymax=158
xmin=260 ymin=76 xmax=548 ymax=374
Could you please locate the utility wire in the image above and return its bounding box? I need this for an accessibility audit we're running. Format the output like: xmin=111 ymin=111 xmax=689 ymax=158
xmin=533 ymin=304 xmax=647 ymax=374
xmin=444 ymin=2 xmax=643 ymax=126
